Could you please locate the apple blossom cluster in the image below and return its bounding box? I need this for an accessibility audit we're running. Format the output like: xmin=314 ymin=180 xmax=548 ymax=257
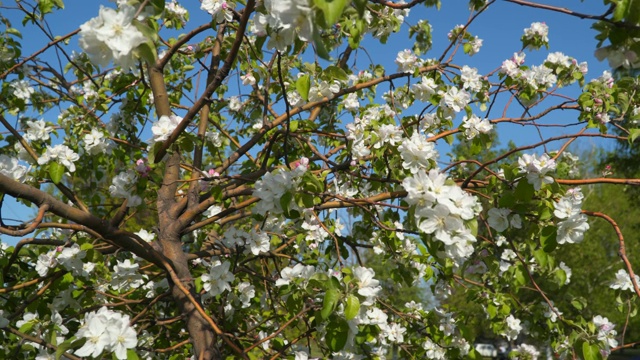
xmin=308 ymin=80 xmax=341 ymax=102
xmin=83 ymin=128 xmax=111 ymax=155
xmin=517 ymin=153 xmax=556 ymax=190
xmin=593 ymin=315 xmax=618 ymax=355
xmin=14 ymin=310 xmax=68 ymax=358
xmin=252 ymin=0 xmax=313 ymax=52
xmin=56 ymin=244 xmax=95 ymax=278
xmin=341 ymin=92 xmax=360 ymax=111
xmin=300 ymin=209 xmax=330 ymax=247
xmin=461 ymin=114 xmax=492 ymax=140
xmin=0 ymin=154 xmax=27 ymax=182
xmin=395 ymin=49 xmax=421 ymax=73
xmin=459 ymin=65 xmax=483 ymax=93
xmin=402 ymin=169 xmax=482 ymax=263
xmin=410 ymin=75 xmax=438 ymax=102
xmin=109 ymin=170 xmax=142 ymax=207
xmin=165 ymin=0 xmax=188 ymax=26
xmin=352 ymin=266 xmax=383 ymax=306
xmin=511 ymin=343 xmax=540 ymax=359
xmin=553 ymin=188 xmax=590 ymax=244
xmin=201 ymin=0 xmax=233 ymax=23
xmin=398 ymin=132 xmax=438 ymax=174
xmin=610 ymin=268 xmax=640 ymax=292
xmin=487 ymin=207 xmax=522 ymax=233
xmin=502 ymin=315 xmax=522 ymax=341
xmin=38 ymin=144 xmax=80 ymax=172
xmin=595 ymin=44 xmax=640 ymax=69
xmin=541 ymin=300 xmax=562 ymax=323
xmin=275 ymin=263 xmax=315 ymax=287
xmin=522 ymin=21 xmax=549 ymax=49
xmin=440 ymin=86 xmax=471 ymax=113
xmin=74 ymin=307 xmax=137 ymax=359
xmin=253 ymin=160 xmax=308 ymax=215
xmin=79 ymin=5 xmax=147 ymax=71
xmin=150 ymin=114 xmax=181 ymax=146
xmin=23 ymin=119 xmax=53 ymax=141
xmin=200 ymin=259 xmax=235 ymax=298
xmin=110 ymin=259 xmax=146 ymax=291
xmin=10 ymin=79 xmax=35 ymax=100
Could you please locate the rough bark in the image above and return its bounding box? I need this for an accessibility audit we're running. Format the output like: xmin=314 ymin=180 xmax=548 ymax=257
xmin=157 ymin=152 xmax=220 ymax=359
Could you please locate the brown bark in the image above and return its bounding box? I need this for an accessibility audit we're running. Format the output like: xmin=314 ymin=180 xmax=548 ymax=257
xmin=156 ymin=152 xmax=220 ymax=359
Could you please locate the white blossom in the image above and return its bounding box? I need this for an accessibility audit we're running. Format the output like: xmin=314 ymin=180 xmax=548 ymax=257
xmin=342 ymin=93 xmax=360 ymax=110
xmin=398 ymin=132 xmax=438 ymax=173
xmin=74 ymin=307 xmax=137 ymax=359
xmin=237 ymin=282 xmax=255 ymax=308
xmin=275 ymin=263 xmax=315 ymax=287
xmin=79 ymin=5 xmax=148 ymax=71
xmin=523 ymin=22 xmax=549 ymax=43
xmin=353 ymin=266 xmax=382 ymax=306
xmin=109 ymin=170 xmax=142 ymax=207
xmin=201 ymin=260 xmax=235 ymax=297
xmin=610 ymin=268 xmax=640 ymax=292
xmin=461 ymin=114 xmax=492 ymax=139
xmin=201 ymin=0 xmax=233 ymax=23
xmin=396 ymin=49 xmax=419 ymax=73
xmin=0 ymin=155 xmax=27 ymax=182
xmin=503 ymin=315 xmax=522 ymax=340
xmin=11 ymin=79 xmax=35 ymax=100
xmin=38 ymin=144 xmax=80 ymax=172
xmin=541 ymin=301 xmax=561 ymax=323
xmin=24 ymin=119 xmax=53 ymax=141
xmin=151 ymin=115 xmax=181 ymax=143
xmin=460 ymin=66 xmax=482 ymax=92
xmin=83 ymin=128 xmax=110 ymax=155
xmin=111 ymin=259 xmax=146 ymax=291
xmin=441 ymin=87 xmax=470 ymax=113
xmin=518 ymin=153 xmax=556 ymax=190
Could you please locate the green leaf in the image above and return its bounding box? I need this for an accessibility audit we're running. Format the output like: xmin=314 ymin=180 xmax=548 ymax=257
xmin=513 ymin=265 xmax=526 ymax=286
xmin=344 ymin=294 xmax=360 ymax=320
xmin=325 ymin=318 xmax=349 ymax=352
xmin=533 ymin=249 xmax=548 ymax=268
xmin=353 ymin=0 xmax=367 ymax=16
xmin=580 ymin=341 xmax=602 ymax=360
xmin=56 ymin=338 xmax=84 ymax=360
xmin=136 ymin=41 xmax=158 ymax=65
xmin=323 ymin=65 xmax=348 ymax=82
xmin=49 ymin=162 xmax=65 ymax=184
xmin=312 ymin=27 xmax=331 ymax=60
xmin=315 ymin=0 xmax=348 ymax=26
xmin=149 ymin=0 xmax=165 ymax=15
xmin=280 ymin=192 xmax=293 ymax=214
xmin=612 ymin=0 xmax=629 ymax=21
xmin=321 ymin=289 xmax=341 ymax=320
xmin=515 ymin=178 xmax=535 ymax=201
xmin=540 ymin=226 xmax=557 ymax=253
xmin=6 ymin=28 xmax=22 ymax=38
xmin=127 ymin=349 xmax=140 ymax=360
xmin=295 ymin=75 xmax=311 ymax=101
xmin=629 ymin=128 xmax=640 ymax=144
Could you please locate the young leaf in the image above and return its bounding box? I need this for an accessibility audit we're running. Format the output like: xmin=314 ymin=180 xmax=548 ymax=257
xmin=49 ymin=162 xmax=65 ymax=184
xmin=321 ymin=288 xmax=341 ymax=320
xmin=344 ymin=294 xmax=360 ymax=320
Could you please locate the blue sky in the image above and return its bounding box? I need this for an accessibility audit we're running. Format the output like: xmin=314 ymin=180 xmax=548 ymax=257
xmin=0 ymin=0 xmax=615 ymax=242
